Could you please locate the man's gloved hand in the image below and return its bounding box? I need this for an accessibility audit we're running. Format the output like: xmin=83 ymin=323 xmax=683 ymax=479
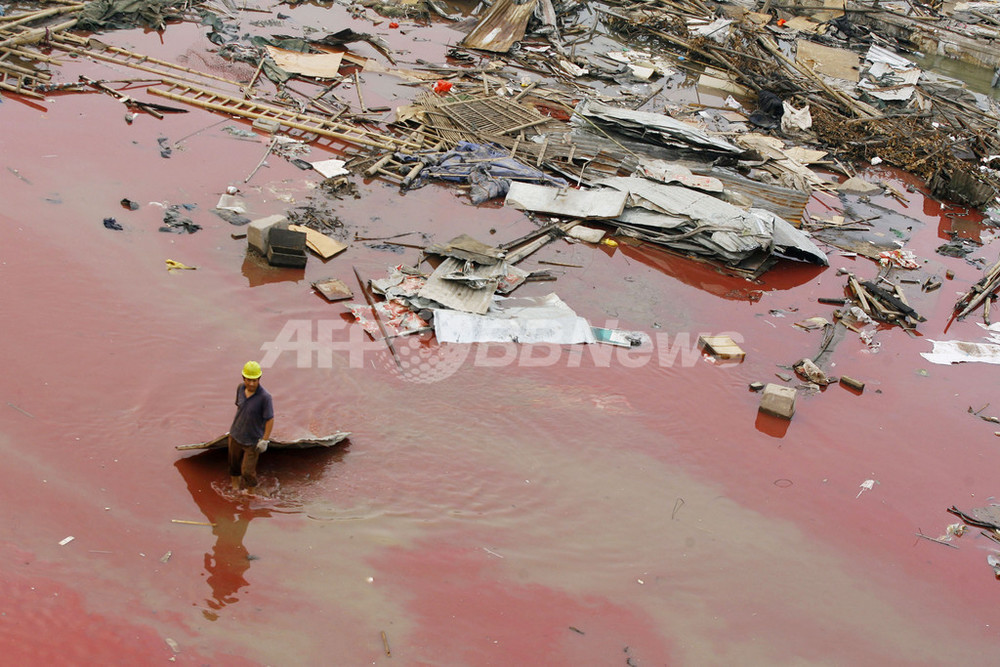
xmin=256 ymin=438 xmax=269 ymax=453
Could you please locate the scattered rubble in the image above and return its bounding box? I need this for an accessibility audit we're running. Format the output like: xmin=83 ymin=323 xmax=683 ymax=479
xmin=6 ymin=1 xmax=1000 ymax=552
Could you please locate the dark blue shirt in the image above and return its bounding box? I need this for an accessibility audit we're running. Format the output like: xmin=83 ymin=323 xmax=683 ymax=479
xmin=230 ymin=384 xmax=274 ymax=446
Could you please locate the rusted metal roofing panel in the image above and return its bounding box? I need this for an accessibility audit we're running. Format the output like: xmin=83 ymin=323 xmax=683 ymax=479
xmin=460 ymin=0 xmax=539 ymax=53
xmin=709 ymin=169 xmax=811 ymax=225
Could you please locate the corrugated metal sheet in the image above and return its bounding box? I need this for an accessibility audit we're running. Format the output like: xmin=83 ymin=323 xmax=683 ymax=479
xmin=709 ymin=168 xmax=810 ymax=225
xmin=600 ymin=176 xmax=826 ymax=266
xmin=506 ymin=129 xmax=810 ymax=224
xmin=418 ymin=256 xmax=503 ymax=314
xmin=575 ymin=99 xmax=744 ymax=155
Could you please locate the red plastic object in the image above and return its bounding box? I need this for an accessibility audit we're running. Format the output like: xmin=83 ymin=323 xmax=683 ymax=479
xmin=433 ymin=80 xmax=453 ymax=94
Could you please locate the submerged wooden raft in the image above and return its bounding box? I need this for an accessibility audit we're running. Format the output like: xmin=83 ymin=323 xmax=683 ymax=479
xmin=176 ymin=432 xmax=351 ymax=451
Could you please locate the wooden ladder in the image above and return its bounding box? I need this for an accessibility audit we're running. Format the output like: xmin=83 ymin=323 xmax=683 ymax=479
xmin=147 ymin=80 xmax=421 ymax=152
xmin=48 ymin=33 xmax=245 ymax=93
xmin=0 ymin=67 xmax=47 ymax=97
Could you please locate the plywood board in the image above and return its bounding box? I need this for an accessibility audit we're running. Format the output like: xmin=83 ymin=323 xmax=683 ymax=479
xmin=288 ymin=224 xmax=348 ymax=259
xmin=312 ymin=277 xmax=353 ymax=302
xmin=784 ymin=16 xmax=820 ymax=33
xmin=796 ymin=40 xmax=859 ymax=82
xmin=266 ymin=46 xmax=343 ymax=78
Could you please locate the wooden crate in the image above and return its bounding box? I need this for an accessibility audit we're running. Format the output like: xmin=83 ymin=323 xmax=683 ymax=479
xmin=698 ymin=335 xmax=745 ymax=360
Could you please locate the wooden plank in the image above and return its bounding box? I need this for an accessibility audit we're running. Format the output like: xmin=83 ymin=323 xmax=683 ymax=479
xmin=265 ymin=46 xmax=343 ymax=78
xmin=288 ymin=224 xmax=348 ymax=259
xmin=312 ymin=277 xmax=353 ymax=302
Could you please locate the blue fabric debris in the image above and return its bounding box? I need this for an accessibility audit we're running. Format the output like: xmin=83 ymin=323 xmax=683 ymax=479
xmin=396 ymin=142 xmax=568 ymax=205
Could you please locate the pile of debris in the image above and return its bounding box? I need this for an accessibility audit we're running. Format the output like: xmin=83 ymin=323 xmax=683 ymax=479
xmin=243 ymin=211 xmax=348 ymax=268
xmin=5 ymin=0 xmax=1000 ymax=220
xmin=345 ymin=232 xmax=646 ymax=348
xmin=505 ymin=177 xmax=828 ymax=276
xmin=4 ymin=0 xmax=1000 ymax=354
xmin=592 ymin=0 xmax=1000 ymax=206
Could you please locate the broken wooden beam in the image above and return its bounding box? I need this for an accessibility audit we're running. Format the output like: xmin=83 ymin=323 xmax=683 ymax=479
xmin=847 ymin=275 xmax=872 ymax=316
xmin=955 ymin=257 xmax=1000 ymax=319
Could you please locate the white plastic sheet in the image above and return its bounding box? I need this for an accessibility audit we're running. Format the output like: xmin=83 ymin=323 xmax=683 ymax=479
xmin=433 ymin=293 xmax=595 ymax=344
xmin=921 ymin=323 xmax=1000 ymax=364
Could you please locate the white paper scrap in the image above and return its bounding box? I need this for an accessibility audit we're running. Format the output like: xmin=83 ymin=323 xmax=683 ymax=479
xmin=311 ymin=159 xmax=350 ymax=178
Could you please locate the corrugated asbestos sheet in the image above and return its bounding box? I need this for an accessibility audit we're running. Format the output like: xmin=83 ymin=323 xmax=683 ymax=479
xmin=460 ymin=0 xmax=539 ymax=53
xmin=505 ymin=182 xmax=627 ymax=218
xmin=597 ymin=176 xmax=828 ymax=266
xmin=575 ymin=99 xmax=744 ymax=155
xmin=418 ymin=256 xmax=504 ymax=314
xmin=433 ymin=293 xmax=596 ymax=344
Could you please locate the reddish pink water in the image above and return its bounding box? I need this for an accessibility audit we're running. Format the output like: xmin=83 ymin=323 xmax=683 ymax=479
xmin=3 ymin=11 xmax=1000 ymax=665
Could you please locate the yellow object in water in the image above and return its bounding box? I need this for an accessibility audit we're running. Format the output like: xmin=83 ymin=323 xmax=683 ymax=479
xmin=165 ymin=259 xmax=197 ymax=272
xmin=602 ymin=238 xmax=618 ymax=247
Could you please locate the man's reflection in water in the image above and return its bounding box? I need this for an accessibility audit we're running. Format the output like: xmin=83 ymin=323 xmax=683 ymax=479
xmin=176 ymin=442 xmax=348 ymax=619
xmin=175 ymin=455 xmax=271 ymax=620
xmin=203 ymin=503 xmax=271 ymax=618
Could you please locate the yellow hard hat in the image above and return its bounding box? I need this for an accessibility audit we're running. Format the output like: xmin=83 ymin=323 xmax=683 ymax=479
xmin=242 ymin=361 xmax=262 ymax=379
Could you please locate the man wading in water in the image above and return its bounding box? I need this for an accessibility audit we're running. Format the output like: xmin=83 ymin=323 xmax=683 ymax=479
xmin=228 ymin=361 xmax=274 ymax=493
